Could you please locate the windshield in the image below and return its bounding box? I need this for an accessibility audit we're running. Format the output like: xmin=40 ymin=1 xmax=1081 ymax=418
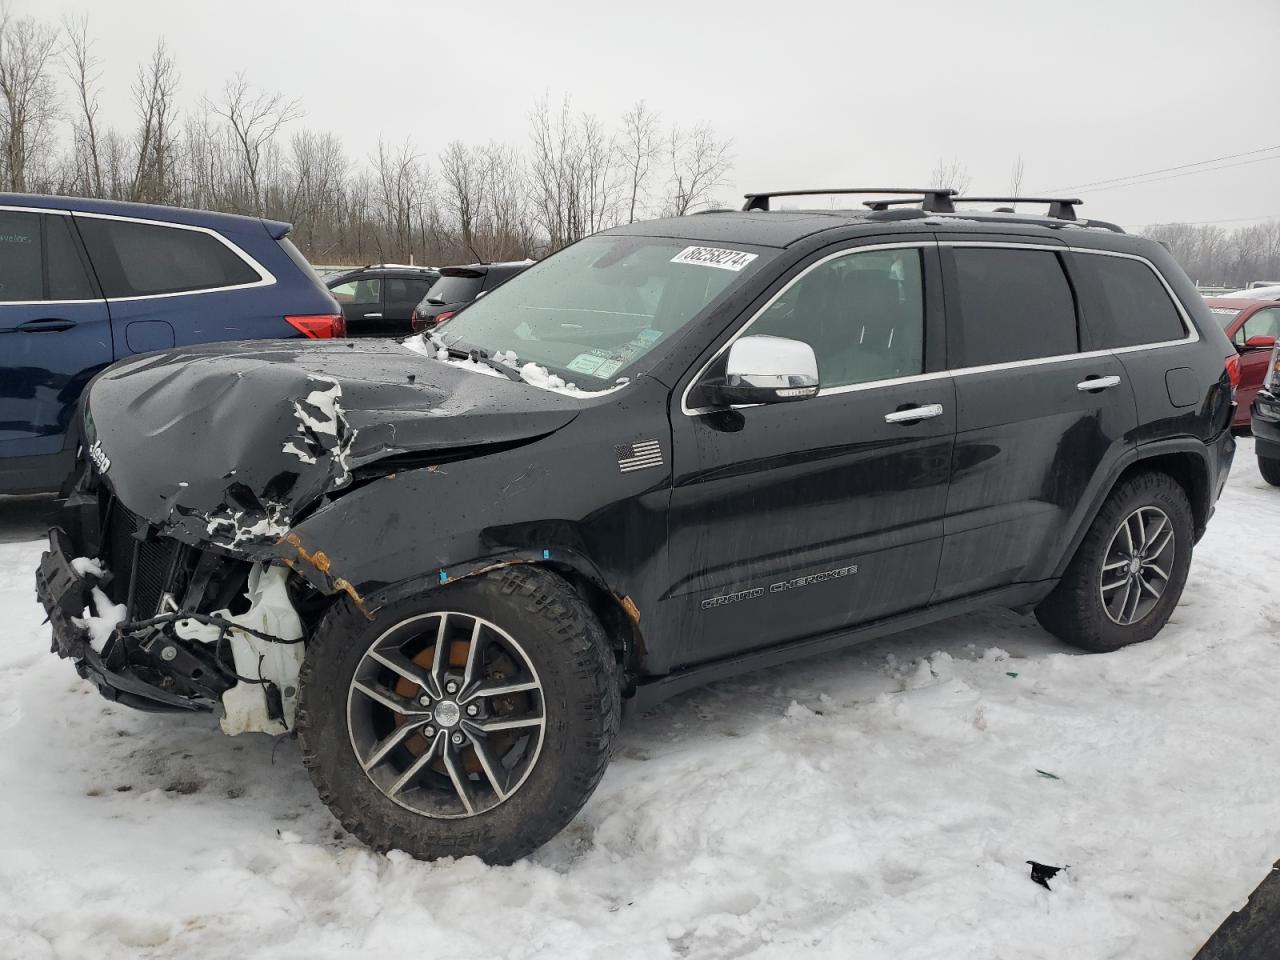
xmin=437 ymin=235 xmax=771 ymax=386
xmin=1208 ymin=306 xmax=1243 ymax=329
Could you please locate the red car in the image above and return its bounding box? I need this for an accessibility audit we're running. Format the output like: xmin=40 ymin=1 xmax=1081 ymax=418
xmin=1204 ymin=297 xmax=1280 ymax=426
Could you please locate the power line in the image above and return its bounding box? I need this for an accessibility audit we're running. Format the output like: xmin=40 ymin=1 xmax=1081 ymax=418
xmin=1045 ymin=143 xmax=1280 ymax=193
xmin=1077 ymin=152 xmax=1280 ymax=195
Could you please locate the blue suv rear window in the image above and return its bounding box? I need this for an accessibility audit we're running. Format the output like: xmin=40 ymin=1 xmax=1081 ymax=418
xmin=77 ymin=217 xmax=261 ymax=297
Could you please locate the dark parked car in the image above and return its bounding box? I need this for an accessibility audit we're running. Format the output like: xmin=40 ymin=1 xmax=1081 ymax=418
xmin=37 ymin=188 xmax=1237 ymax=865
xmin=1204 ymin=297 xmax=1280 ymax=426
xmin=1250 ymin=340 xmax=1280 ymax=484
xmin=0 ymin=194 xmax=343 ymax=495
xmin=326 ymin=264 xmax=439 ymax=337
xmin=410 ymin=260 xmax=532 ymax=332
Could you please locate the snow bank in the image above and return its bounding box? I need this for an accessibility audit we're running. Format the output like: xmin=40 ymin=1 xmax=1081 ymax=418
xmin=1 ymin=441 xmax=1279 ymax=959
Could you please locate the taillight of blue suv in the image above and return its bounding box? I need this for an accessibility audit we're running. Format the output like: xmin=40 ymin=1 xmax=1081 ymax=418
xmin=285 ymin=313 xmax=346 ymax=338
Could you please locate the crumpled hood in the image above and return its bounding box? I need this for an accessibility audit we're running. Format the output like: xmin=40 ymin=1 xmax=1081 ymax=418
xmin=85 ymin=338 xmax=580 ymax=548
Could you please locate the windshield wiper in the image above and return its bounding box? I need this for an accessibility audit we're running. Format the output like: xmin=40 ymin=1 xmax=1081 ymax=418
xmin=440 ymin=343 xmax=523 ymax=382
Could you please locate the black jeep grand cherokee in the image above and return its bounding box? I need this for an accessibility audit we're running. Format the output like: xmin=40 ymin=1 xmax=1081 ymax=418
xmin=37 ymin=188 xmax=1237 ymax=863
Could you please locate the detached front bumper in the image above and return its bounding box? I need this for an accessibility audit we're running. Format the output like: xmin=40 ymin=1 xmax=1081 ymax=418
xmin=36 ymin=527 xmax=207 ymax=712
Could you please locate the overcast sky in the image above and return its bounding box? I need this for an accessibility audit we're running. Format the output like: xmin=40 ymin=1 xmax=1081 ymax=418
xmin=12 ymin=0 xmax=1280 ymax=229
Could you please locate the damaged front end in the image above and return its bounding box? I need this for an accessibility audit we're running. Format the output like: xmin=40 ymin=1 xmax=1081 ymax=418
xmin=36 ymin=339 xmax=582 ymax=733
xmin=37 ymin=488 xmax=309 ymax=734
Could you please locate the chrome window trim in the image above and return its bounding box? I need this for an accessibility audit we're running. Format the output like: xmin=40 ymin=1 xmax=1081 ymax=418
xmin=0 ymin=204 xmax=276 ymax=304
xmin=681 ymin=239 xmax=1199 ymax=416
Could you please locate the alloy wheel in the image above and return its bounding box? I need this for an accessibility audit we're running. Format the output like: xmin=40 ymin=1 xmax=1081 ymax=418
xmin=346 ymin=611 xmax=545 ymax=819
xmin=1098 ymin=506 xmax=1176 ymax=627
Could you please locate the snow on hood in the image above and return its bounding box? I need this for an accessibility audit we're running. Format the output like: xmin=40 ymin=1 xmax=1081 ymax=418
xmin=84 ymin=338 xmax=582 ymax=551
xmin=401 ymin=334 xmax=627 ymax=399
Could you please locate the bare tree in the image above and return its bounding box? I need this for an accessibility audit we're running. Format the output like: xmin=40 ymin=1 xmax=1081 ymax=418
xmin=0 ymin=9 xmax=59 ymax=192
xmin=929 ymin=156 xmax=971 ymax=195
xmin=62 ymin=14 xmax=104 ymax=196
xmin=1008 ymin=156 xmax=1025 ymax=210
xmin=440 ymin=139 xmax=483 ymax=259
xmin=212 ymin=72 xmax=301 ymax=214
xmin=129 ymin=38 xmax=179 ymax=204
xmin=619 ymin=100 xmax=659 ymax=223
xmin=665 ymin=123 xmax=731 ymax=217
xmin=285 ymin=128 xmax=348 ymax=255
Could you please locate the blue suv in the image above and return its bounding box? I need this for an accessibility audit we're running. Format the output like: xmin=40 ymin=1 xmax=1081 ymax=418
xmin=0 ymin=195 xmax=343 ymax=494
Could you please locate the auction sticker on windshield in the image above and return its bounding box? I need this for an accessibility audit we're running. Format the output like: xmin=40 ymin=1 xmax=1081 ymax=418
xmin=671 ymin=246 xmax=758 ymax=271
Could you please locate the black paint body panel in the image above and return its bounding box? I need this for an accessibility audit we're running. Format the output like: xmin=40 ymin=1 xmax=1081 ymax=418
xmin=59 ymin=210 xmax=1240 ymax=708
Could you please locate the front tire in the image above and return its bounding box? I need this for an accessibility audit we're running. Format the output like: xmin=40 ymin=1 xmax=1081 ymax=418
xmin=1035 ymin=471 xmax=1193 ymax=653
xmin=1259 ymin=455 xmax=1280 ymax=487
xmin=297 ymin=566 xmax=620 ymax=863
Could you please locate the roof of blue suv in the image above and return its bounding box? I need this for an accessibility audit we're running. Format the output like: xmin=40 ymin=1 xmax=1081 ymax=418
xmin=0 ymin=192 xmax=290 ymax=239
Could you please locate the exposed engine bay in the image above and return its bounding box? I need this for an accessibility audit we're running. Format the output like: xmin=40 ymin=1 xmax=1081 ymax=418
xmin=41 ymin=482 xmax=314 ymax=734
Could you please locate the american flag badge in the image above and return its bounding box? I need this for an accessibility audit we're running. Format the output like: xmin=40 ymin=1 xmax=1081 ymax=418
xmin=615 ymin=439 xmax=663 ymax=473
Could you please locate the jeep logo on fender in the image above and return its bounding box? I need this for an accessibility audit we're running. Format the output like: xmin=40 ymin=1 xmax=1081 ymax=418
xmin=88 ymin=440 xmax=111 ymax=474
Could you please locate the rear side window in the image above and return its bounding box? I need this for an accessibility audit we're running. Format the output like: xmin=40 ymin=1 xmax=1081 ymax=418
xmin=0 ymin=210 xmax=46 ymax=301
xmin=77 ymin=217 xmax=262 ymax=297
xmin=1076 ymin=254 xmax=1186 ymax=348
xmin=386 ymin=277 xmax=434 ymax=309
xmin=951 ymin=248 xmax=1078 ymax=365
xmin=0 ymin=211 xmax=97 ymax=302
xmin=330 ymin=277 xmax=381 ymax=305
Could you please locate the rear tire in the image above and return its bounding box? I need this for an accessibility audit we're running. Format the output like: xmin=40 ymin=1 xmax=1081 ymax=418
xmin=1259 ymin=455 xmax=1280 ymax=487
xmin=1035 ymin=471 xmax=1193 ymax=653
xmin=297 ymin=565 xmax=620 ymax=864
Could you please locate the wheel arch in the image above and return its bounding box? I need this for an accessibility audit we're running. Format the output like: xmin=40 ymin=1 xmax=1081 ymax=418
xmin=1052 ymin=439 xmax=1213 ymax=580
xmin=324 ymin=548 xmax=645 ymax=685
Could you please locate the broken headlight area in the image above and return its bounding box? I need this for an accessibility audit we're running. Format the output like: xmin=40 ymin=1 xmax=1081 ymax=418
xmin=42 ymin=486 xmax=313 ymax=735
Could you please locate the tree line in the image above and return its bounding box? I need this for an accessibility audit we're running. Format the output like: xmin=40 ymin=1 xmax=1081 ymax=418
xmin=0 ymin=9 xmax=733 ymax=266
xmin=1140 ymin=220 xmax=1280 ymax=289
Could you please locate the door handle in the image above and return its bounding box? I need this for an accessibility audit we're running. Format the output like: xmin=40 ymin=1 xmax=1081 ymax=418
xmin=884 ymin=403 xmax=945 ymax=424
xmin=16 ymin=318 xmax=76 ymax=333
xmin=1077 ymin=375 xmax=1122 ymax=392
xmin=363 ymin=312 xmax=383 ymax=319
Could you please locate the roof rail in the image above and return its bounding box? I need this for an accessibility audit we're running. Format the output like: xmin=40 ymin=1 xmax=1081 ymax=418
xmin=743 ymin=187 xmax=957 ymax=214
xmin=952 ymin=196 xmax=1084 ymax=221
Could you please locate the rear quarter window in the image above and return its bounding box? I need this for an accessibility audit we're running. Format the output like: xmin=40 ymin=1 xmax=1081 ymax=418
xmin=77 ymin=217 xmax=263 ymax=297
xmin=1075 ymin=254 xmax=1187 ymax=349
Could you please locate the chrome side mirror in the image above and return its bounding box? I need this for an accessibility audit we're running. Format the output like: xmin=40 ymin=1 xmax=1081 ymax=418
xmin=707 ymin=335 xmax=819 ymax=406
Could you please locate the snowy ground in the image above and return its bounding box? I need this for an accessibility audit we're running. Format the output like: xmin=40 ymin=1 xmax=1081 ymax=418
xmin=1 ymin=440 xmax=1278 ymax=960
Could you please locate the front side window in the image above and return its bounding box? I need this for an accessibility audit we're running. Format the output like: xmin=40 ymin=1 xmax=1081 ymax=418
xmin=0 ymin=210 xmax=46 ymax=302
xmin=749 ymin=248 xmax=925 ymax=388
xmin=1077 ymin=254 xmax=1186 ymax=348
xmin=77 ymin=217 xmax=262 ymax=297
xmin=0 ymin=211 xmax=97 ymax=302
xmin=1237 ymin=307 xmax=1280 ymax=345
xmin=952 ymin=248 xmax=1078 ymax=366
xmin=330 ymin=277 xmax=382 ymax=305
xmin=437 ymin=236 xmax=772 ymax=386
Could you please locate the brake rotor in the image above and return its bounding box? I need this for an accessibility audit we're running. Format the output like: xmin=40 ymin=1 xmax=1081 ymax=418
xmin=391 ymin=641 xmax=483 ymax=774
